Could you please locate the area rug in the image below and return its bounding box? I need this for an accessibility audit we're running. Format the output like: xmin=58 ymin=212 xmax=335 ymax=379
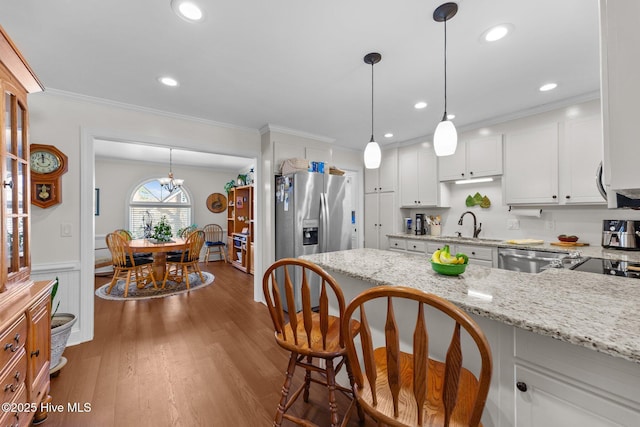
xmin=95 ymin=272 xmax=214 ymax=301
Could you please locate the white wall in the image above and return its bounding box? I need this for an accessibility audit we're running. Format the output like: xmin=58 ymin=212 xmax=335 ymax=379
xmin=399 ymin=99 xmax=640 ymax=245
xmin=95 ymin=157 xmax=232 ymax=236
xmin=28 ymin=91 xmax=261 ymax=345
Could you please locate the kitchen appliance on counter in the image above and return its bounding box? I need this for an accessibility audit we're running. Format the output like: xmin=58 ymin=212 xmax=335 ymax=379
xmin=275 ymin=171 xmax=351 ymax=311
xmin=601 ymin=220 xmax=640 ymax=250
xmin=415 ymin=213 xmax=426 ymax=235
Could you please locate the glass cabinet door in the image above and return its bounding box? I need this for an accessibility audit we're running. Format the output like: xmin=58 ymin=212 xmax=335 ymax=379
xmin=2 ymin=89 xmax=30 ymax=290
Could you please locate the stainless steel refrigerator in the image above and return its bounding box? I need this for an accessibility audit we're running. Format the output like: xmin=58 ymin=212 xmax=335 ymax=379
xmin=275 ymin=171 xmax=352 ymax=311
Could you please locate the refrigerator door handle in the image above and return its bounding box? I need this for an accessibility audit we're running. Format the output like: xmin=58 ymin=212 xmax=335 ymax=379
xmin=320 ymin=192 xmax=329 ymax=252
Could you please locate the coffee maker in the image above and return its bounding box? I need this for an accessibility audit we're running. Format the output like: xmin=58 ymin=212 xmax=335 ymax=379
xmin=415 ymin=214 xmax=426 ymax=235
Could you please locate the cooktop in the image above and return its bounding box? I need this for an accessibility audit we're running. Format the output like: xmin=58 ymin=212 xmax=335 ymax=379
xmin=571 ymin=257 xmax=640 ymax=279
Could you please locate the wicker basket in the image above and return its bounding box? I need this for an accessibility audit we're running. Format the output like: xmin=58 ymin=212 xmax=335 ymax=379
xmin=281 ymin=158 xmax=309 ymax=175
xmin=51 ymin=313 xmax=77 ymax=370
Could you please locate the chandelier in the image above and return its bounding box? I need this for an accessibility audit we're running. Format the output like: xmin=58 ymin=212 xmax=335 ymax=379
xmin=159 ymin=148 xmax=184 ymax=193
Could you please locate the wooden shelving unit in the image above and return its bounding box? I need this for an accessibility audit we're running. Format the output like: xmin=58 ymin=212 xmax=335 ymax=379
xmin=227 ymin=185 xmax=254 ymax=274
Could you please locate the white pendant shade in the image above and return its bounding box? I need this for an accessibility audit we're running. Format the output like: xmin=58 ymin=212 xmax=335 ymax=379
xmin=364 ymin=141 xmax=382 ymax=169
xmin=433 ymin=119 xmax=457 ymax=156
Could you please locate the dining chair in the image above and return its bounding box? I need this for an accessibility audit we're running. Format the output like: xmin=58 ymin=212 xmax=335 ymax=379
xmin=114 ymin=228 xmax=152 ymax=260
xmin=262 ymin=258 xmax=363 ymax=427
xmin=167 ymin=224 xmax=197 ymax=256
xmin=341 ymin=286 xmax=493 ymax=427
xmin=105 ymin=232 xmax=157 ymax=297
xmin=203 ymin=224 xmax=228 ymax=264
xmin=162 ymin=229 xmax=205 ymax=290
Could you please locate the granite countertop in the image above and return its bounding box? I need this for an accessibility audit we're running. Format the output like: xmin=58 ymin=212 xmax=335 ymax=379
xmin=386 ymin=233 xmax=640 ymax=262
xmin=301 ymin=248 xmax=640 ymax=364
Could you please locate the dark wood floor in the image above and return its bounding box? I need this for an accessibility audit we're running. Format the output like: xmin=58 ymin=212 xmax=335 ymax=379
xmin=46 ymin=261 xmax=374 ymax=426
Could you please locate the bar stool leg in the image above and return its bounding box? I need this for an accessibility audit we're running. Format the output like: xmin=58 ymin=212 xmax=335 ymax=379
xmin=274 ymin=352 xmax=298 ymax=427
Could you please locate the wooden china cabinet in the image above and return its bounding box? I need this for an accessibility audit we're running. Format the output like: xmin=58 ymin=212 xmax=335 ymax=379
xmin=0 ymin=25 xmax=55 ymax=425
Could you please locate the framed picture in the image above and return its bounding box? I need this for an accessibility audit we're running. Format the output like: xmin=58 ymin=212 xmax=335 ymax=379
xmin=236 ymin=196 xmax=243 ymax=208
xmin=95 ymin=188 xmax=100 ymax=216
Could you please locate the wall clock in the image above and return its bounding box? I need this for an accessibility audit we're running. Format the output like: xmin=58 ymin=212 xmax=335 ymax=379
xmin=206 ymin=192 xmax=227 ymax=213
xmin=30 ymin=144 xmax=68 ymax=208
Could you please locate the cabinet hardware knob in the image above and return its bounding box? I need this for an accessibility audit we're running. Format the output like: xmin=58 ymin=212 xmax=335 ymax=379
xmin=461 ymin=173 xmax=465 ymax=177
xmin=552 ymin=195 xmax=557 ymax=199
xmin=566 ymin=195 xmax=570 ymax=199
xmin=470 ymin=171 xmax=474 ymax=175
xmin=472 ymin=251 xmax=476 ymax=255
xmin=4 ymin=343 xmax=13 ymax=352
xmin=13 ymin=371 xmax=20 ymax=381
xmin=516 ymin=381 xmax=528 ymax=392
xmin=4 ymin=383 xmax=17 ymax=392
xmin=13 ymin=334 xmax=20 ymax=344
xmin=2 ymin=180 xmax=13 ymax=189
xmin=30 ymin=349 xmax=40 ymax=358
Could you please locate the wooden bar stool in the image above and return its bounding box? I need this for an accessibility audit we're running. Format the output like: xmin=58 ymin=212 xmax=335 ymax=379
xmin=341 ymin=286 xmax=493 ymax=427
xmin=262 ymin=258 xmax=363 ymax=427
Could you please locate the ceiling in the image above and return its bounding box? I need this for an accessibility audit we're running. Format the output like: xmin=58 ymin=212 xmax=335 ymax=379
xmin=1 ymin=0 xmax=601 ymax=159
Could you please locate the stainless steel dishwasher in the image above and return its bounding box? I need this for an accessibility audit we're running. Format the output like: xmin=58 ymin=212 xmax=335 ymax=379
xmin=497 ymin=248 xmax=567 ymax=273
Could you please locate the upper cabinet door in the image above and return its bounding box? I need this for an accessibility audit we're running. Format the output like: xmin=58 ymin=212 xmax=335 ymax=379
xmin=560 ymin=116 xmax=606 ymax=204
xmin=504 ymin=124 xmax=559 ymax=205
xmin=438 ymin=135 xmax=502 ymax=182
xmin=600 ymin=0 xmax=640 ymax=196
xmin=467 ymin=135 xmax=503 ymax=179
xmin=364 ymin=148 xmax=397 ymax=193
xmin=438 ymin=140 xmax=466 ymax=181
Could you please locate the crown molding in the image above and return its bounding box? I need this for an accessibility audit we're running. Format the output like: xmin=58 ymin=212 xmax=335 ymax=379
xmin=259 ymin=123 xmax=335 ymax=144
xmin=40 ymin=88 xmax=260 ymax=134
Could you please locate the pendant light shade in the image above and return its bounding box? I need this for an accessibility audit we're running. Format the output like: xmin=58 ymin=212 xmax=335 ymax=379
xmin=434 ymin=117 xmax=458 ymax=156
xmin=433 ymin=2 xmax=458 ymax=157
xmin=364 ymin=137 xmax=382 ymax=169
xmin=364 ymin=52 xmax=382 ymax=169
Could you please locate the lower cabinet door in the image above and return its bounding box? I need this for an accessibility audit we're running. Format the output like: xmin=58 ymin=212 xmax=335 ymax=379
xmin=27 ymin=295 xmax=50 ymax=404
xmin=515 ymin=365 xmax=638 ymax=426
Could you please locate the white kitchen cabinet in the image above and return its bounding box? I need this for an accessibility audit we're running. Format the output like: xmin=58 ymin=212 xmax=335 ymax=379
xmin=514 ymin=365 xmax=636 ymax=427
xmin=364 ymin=192 xmax=395 ymax=250
xmin=560 ymin=116 xmax=606 ymax=204
xmin=513 ymin=328 xmax=640 ymax=427
xmin=364 ymin=148 xmax=397 ymax=193
xmin=600 ymin=0 xmax=640 ymax=198
xmin=505 ymin=124 xmax=559 ymax=205
xmin=398 ymin=144 xmax=440 ymax=207
xmin=439 ymin=135 xmax=503 ymax=182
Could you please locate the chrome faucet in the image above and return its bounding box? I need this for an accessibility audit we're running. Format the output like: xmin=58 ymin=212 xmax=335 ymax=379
xmin=458 ymin=211 xmax=482 ymax=238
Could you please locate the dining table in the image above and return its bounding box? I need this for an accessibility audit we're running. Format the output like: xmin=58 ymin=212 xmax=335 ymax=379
xmin=128 ymin=238 xmax=187 ymax=280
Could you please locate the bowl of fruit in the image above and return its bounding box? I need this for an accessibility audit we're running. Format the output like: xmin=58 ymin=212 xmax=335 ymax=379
xmin=431 ymin=245 xmax=469 ymax=276
xmin=557 ymin=234 xmax=579 ymax=243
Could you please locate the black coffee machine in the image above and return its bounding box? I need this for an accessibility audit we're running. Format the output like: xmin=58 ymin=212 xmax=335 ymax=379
xmin=415 ymin=214 xmax=426 ymax=235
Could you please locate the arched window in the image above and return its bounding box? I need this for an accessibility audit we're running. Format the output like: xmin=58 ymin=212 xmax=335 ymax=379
xmin=128 ymin=179 xmax=192 ymax=239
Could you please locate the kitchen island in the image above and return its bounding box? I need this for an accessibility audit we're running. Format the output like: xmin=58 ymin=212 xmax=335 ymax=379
xmin=301 ymin=248 xmax=640 ymax=426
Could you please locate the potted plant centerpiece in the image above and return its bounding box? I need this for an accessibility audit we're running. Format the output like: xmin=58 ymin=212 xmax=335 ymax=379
xmin=151 ymin=215 xmax=173 ymax=242
xmin=50 ymin=277 xmax=77 ymax=375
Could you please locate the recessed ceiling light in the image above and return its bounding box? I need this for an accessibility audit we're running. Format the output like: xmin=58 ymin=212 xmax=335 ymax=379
xmin=539 ymin=83 xmax=558 ymax=92
xmin=446 ymin=113 xmax=455 ymax=120
xmin=414 ymin=101 xmax=427 ymax=109
xmin=171 ymin=0 xmax=203 ymax=22
xmin=384 ymin=133 xmax=393 ymax=138
xmin=482 ymin=24 xmax=513 ymax=42
xmin=159 ymin=76 xmax=179 ymax=87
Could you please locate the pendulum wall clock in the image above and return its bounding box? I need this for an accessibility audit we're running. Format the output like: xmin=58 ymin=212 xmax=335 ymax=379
xmin=30 ymin=144 xmax=68 ymax=208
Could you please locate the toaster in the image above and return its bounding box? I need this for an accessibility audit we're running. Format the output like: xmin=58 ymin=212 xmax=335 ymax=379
xmin=602 ymin=220 xmax=640 ymax=250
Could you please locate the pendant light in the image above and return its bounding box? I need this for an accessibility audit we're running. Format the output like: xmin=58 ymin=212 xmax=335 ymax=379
xmin=159 ymin=148 xmax=184 ymax=193
xmin=433 ymin=2 xmax=458 ymax=157
xmin=363 ymin=52 xmax=382 ymax=169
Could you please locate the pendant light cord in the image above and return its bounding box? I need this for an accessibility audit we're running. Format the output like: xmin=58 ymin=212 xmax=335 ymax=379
xmin=443 ymin=18 xmax=448 ymax=120
xmin=371 ymin=61 xmax=375 ymax=140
